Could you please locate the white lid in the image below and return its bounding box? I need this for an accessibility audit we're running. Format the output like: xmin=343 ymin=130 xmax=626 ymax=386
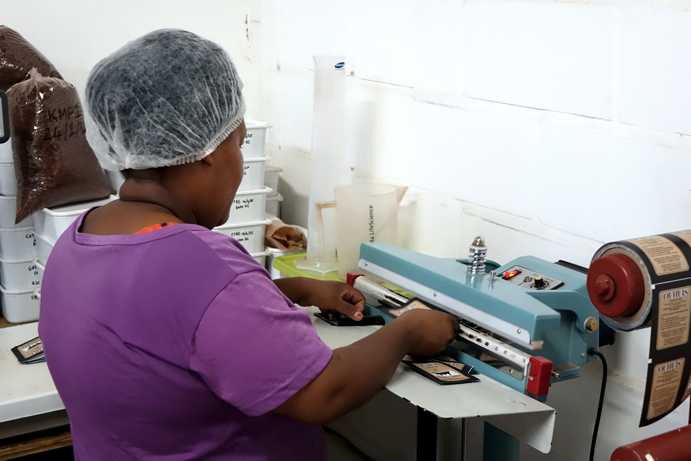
xmin=0 ymin=226 xmax=34 ymax=232
xmin=0 ymin=284 xmax=38 ymax=295
xmin=243 ymin=157 xmax=268 ymax=163
xmin=251 ymin=250 xmax=269 ymax=257
xmin=265 ymin=165 xmax=282 ymax=173
xmin=214 ymin=218 xmax=271 ymax=231
xmin=42 ymin=195 xmax=117 ymax=217
xmin=234 ymin=187 xmax=272 ymax=196
xmin=245 ymin=120 xmax=271 ymax=129
xmin=266 ymin=193 xmax=283 ymax=201
xmin=0 ymin=257 xmax=35 ymax=264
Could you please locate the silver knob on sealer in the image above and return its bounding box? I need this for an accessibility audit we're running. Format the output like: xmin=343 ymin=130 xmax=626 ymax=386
xmin=469 ymin=236 xmax=487 ymax=275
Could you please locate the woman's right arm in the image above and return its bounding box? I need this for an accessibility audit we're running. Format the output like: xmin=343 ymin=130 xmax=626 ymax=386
xmin=275 ymin=309 xmax=456 ymax=424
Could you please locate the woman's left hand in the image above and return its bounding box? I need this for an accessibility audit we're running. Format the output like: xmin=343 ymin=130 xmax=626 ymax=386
xmin=303 ymin=280 xmax=365 ymax=321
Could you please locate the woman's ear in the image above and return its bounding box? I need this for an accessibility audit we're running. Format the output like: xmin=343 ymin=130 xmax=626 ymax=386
xmin=200 ymin=149 xmax=220 ymax=167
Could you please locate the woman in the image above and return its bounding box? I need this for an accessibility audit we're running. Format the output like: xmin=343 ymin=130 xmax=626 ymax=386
xmin=39 ymin=29 xmax=455 ymax=460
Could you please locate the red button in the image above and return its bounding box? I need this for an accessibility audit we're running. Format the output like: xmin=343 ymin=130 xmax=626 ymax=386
xmin=503 ymin=269 xmax=522 ymax=280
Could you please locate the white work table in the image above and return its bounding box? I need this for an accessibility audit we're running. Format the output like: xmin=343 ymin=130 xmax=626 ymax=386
xmin=0 ymin=311 xmax=555 ymax=458
xmin=0 ymin=322 xmax=65 ymax=439
xmin=310 ymin=309 xmax=556 ymax=458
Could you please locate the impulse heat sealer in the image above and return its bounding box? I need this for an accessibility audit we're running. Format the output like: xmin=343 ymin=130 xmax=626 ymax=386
xmin=353 ymin=238 xmax=601 ymax=400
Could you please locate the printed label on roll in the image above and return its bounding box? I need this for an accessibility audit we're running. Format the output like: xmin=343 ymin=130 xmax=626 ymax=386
xmin=657 ymin=286 xmax=691 ymax=350
xmin=646 ymin=358 xmax=685 ymax=420
xmin=672 ymin=230 xmax=691 ymax=249
xmin=594 ymin=233 xmax=691 ymax=426
xmin=630 ymin=236 xmax=689 ymax=276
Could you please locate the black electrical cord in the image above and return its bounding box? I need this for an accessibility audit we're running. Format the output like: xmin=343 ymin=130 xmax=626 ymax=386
xmin=588 ymin=350 xmax=608 ymax=461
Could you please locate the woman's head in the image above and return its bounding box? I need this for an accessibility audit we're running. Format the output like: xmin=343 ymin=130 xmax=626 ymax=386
xmin=86 ymin=29 xmax=246 ymax=228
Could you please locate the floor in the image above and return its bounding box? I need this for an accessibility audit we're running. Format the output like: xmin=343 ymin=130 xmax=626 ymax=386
xmin=10 ymin=431 xmax=369 ymax=461
xmin=326 ymin=429 xmax=371 ymax=461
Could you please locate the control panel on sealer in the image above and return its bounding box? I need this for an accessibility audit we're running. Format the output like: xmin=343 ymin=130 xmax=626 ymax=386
xmin=501 ymin=266 xmax=564 ymax=290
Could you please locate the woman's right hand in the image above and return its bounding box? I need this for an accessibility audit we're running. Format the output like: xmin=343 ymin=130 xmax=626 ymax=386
xmin=276 ymin=305 xmax=459 ymax=425
xmin=398 ymin=309 xmax=458 ymax=357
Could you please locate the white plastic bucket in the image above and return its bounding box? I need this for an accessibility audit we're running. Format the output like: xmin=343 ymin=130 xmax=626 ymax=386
xmin=0 ymin=162 xmax=16 ymax=196
xmin=242 ymin=121 xmax=269 ymax=158
xmin=226 ymin=188 xmax=270 ymax=224
xmin=0 ymin=195 xmax=32 ymax=228
xmin=37 ymin=262 xmax=44 ymax=285
xmin=266 ymin=193 xmax=283 ymax=218
xmin=0 ymin=140 xmax=12 ymax=163
xmin=0 ymin=227 xmax=36 ymax=260
xmin=264 ymin=165 xmax=282 ymax=193
xmin=0 ymin=258 xmax=40 ymax=291
xmin=1 ymin=285 xmax=40 ymax=323
xmin=33 ymin=196 xmax=115 ymax=242
xmin=238 ymin=157 xmax=267 ymax=191
xmin=36 ymin=234 xmax=55 ymax=266
xmin=251 ymin=250 xmax=268 ymax=268
xmin=214 ymin=219 xmax=270 ymax=254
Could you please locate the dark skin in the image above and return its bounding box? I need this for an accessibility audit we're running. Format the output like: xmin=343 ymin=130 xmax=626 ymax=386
xmin=83 ymin=120 xmax=457 ymax=424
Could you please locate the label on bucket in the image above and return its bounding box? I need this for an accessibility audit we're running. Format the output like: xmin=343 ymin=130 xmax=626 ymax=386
xmin=230 ymin=230 xmax=256 ymax=242
xmin=234 ymin=197 xmax=256 ymax=210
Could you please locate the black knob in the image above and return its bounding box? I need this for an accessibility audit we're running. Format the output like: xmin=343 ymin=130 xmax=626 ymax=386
xmin=533 ymin=276 xmax=547 ymax=289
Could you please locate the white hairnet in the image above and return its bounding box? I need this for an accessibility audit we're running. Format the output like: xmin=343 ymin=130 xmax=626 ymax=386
xmin=86 ymin=29 xmax=245 ymax=170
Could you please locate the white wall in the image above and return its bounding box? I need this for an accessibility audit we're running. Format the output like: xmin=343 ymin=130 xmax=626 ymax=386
xmin=2 ymin=0 xmax=260 ymax=123
xmin=250 ymin=1 xmax=691 ymax=460
xmin=4 ymin=1 xmax=690 ymax=459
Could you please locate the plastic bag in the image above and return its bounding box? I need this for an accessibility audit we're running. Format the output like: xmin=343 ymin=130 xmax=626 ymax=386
xmin=0 ymin=26 xmax=62 ymax=91
xmin=265 ymin=217 xmax=307 ymax=251
xmin=8 ymin=70 xmax=112 ymax=223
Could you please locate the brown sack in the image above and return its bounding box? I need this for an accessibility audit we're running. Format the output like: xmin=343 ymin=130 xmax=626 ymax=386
xmin=8 ymin=70 xmax=112 ymax=223
xmin=0 ymin=26 xmax=62 ymax=91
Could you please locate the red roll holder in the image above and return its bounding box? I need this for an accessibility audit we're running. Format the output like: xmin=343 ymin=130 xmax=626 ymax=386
xmin=587 ymin=253 xmax=645 ymax=320
xmin=610 ymin=425 xmax=691 ymax=461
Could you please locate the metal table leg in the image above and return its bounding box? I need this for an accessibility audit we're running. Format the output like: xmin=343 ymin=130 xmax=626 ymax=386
xmin=417 ymin=407 xmax=438 ymax=461
xmin=483 ymin=422 xmax=520 ymax=461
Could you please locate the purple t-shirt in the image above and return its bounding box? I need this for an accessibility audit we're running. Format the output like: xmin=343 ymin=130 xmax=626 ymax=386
xmin=39 ymin=213 xmax=332 ymax=460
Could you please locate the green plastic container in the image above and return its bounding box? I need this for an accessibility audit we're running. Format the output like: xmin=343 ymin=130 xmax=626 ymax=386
xmin=272 ymin=253 xmax=343 ymax=281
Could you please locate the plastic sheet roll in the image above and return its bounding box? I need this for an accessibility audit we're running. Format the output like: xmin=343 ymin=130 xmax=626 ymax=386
xmin=588 ymin=231 xmax=691 ymax=426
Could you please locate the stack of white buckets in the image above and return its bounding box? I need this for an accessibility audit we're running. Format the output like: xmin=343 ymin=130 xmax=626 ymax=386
xmin=0 ymin=137 xmax=43 ymax=324
xmin=212 ymin=120 xmax=272 ymax=266
xmin=0 ymin=120 xmax=272 ymax=324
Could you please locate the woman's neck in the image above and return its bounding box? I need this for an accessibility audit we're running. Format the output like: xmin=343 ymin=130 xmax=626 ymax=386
xmin=119 ymin=179 xmax=198 ymax=225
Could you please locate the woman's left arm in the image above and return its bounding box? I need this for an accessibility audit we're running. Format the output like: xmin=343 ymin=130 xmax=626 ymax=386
xmin=274 ymin=277 xmax=365 ymax=320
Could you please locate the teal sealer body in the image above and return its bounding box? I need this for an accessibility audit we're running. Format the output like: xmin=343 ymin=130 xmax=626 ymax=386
xmin=357 ymin=239 xmax=601 ymax=400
